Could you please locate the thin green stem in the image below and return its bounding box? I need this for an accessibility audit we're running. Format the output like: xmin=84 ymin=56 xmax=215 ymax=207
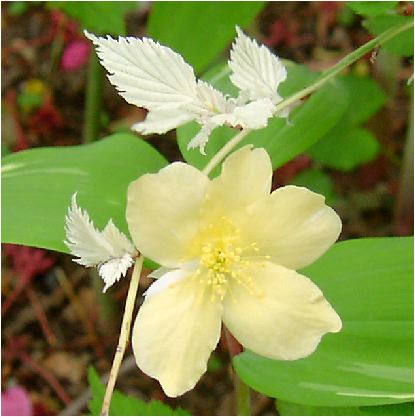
xmin=101 ymin=256 xmax=144 ymax=416
xmin=235 ymin=373 xmax=251 ymax=416
xmin=202 ymin=20 xmax=414 ymax=176
xmin=83 ymin=51 xmax=104 ymax=143
xmin=273 ymin=19 xmax=413 ymax=114
xmin=202 ymin=129 xmax=251 ymax=176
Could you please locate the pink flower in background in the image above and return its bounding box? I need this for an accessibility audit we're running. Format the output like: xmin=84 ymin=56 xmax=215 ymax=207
xmin=61 ymin=39 xmax=91 ymax=71
xmin=1 ymin=386 xmax=33 ymax=416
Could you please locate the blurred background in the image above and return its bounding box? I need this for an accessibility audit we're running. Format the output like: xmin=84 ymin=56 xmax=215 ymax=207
xmin=1 ymin=1 xmax=413 ymax=415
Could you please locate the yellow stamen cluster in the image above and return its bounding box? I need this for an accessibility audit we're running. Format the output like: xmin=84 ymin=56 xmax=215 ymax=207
xmin=195 ymin=217 xmax=265 ymax=301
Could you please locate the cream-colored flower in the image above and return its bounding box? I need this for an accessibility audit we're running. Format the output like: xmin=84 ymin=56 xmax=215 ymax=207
xmin=127 ymin=147 xmax=342 ymax=397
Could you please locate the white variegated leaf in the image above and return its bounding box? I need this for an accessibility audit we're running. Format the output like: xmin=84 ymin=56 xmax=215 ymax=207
xmin=65 ymin=194 xmax=137 ymax=292
xmin=229 ymin=26 xmax=287 ymax=104
xmin=132 ymin=108 xmax=194 ymax=135
xmin=84 ymin=31 xmax=205 ymax=114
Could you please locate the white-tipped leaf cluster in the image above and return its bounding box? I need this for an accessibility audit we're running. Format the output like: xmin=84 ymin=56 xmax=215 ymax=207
xmin=65 ymin=194 xmax=137 ymax=292
xmin=85 ymin=27 xmax=289 ymax=154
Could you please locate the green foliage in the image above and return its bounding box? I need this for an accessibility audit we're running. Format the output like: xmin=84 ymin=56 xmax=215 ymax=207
xmin=364 ymin=15 xmax=414 ymax=57
xmin=48 ymin=1 xmax=138 ymax=35
xmin=88 ymin=367 xmax=189 ymax=416
xmin=346 ymin=2 xmax=414 ymax=57
xmin=277 ymin=400 xmax=414 ymax=416
xmin=147 ymin=1 xmax=265 ymax=73
xmin=290 ymin=168 xmax=337 ymax=205
xmin=177 ymin=63 xmax=348 ymax=177
xmin=308 ymin=74 xmax=386 ymax=171
xmin=233 ymin=237 xmax=414 ymax=406
xmin=7 ymin=1 xmax=41 ymax=16
xmin=308 ymin=126 xmax=379 ymax=171
xmin=346 ymin=2 xmax=399 ymax=16
xmin=1 ymin=133 xmax=167 ymax=254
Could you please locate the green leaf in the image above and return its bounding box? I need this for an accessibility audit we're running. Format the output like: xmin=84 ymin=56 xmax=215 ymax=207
xmin=88 ymin=367 xmax=189 ymax=416
xmin=48 ymin=1 xmax=138 ymax=35
xmin=177 ymin=64 xmax=348 ymax=177
xmin=147 ymin=1 xmax=265 ymax=73
xmin=308 ymin=127 xmax=380 ymax=171
xmin=234 ymin=237 xmax=414 ymax=407
xmin=290 ymin=168 xmax=337 ymax=205
xmin=338 ymin=75 xmax=386 ymax=125
xmin=2 ymin=133 xmax=167 ymax=254
xmin=277 ymin=400 xmax=414 ymax=416
xmin=347 ymin=2 xmax=399 ymax=16
xmin=364 ymin=15 xmax=414 ymax=57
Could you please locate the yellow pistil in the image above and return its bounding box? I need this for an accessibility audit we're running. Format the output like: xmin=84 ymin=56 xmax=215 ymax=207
xmin=194 ymin=218 xmax=266 ymax=301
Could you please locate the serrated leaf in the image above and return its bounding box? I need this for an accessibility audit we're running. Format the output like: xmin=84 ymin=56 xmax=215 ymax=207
xmin=85 ymin=32 xmax=201 ymax=118
xmin=1 ymin=133 xmax=167 ymax=255
xmin=308 ymin=127 xmax=380 ymax=171
xmin=87 ymin=367 xmax=189 ymax=416
xmin=364 ymin=15 xmax=414 ymax=57
xmin=48 ymin=1 xmax=138 ymax=35
xmin=229 ymin=27 xmax=287 ymax=102
xmin=234 ymin=237 xmax=414 ymax=407
xmin=177 ymin=63 xmax=347 ymax=176
xmin=347 ymin=1 xmax=399 ymax=16
xmin=147 ymin=2 xmax=265 ymax=73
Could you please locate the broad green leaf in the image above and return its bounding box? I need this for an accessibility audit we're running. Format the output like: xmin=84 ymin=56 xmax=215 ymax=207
xmin=147 ymin=1 xmax=265 ymax=73
xmin=48 ymin=1 xmax=138 ymax=35
xmin=347 ymin=1 xmax=399 ymax=16
xmin=308 ymin=127 xmax=380 ymax=171
xmin=338 ymin=75 xmax=386 ymax=125
xmin=177 ymin=64 xmax=347 ymax=176
xmin=277 ymin=400 xmax=414 ymax=416
xmin=290 ymin=168 xmax=337 ymax=205
xmin=234 ymin=237 xmax=414 ymax=407
xmin=364 ymin=15 xmax=414 ymax=57
xmin=88 ymin=367 xmax=189 ymax=416
xmin=2 ymin=133 xmax=167 ymax=254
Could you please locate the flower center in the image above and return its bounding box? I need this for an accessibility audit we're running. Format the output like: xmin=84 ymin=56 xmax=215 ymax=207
xmin=194 ymin=217 xmax=265 ymax=301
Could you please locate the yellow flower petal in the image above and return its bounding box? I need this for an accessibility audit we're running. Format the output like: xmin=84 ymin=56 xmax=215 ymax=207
xmin=127 ymin=163 xmax=209 ymax=267
xmin=244 ymin=185 xmax=341 ymax=270
xmin=222 ymin=261 xmax=341 ymax=360
xmin=203 ymin=146 xmax=272 ymax=223
xmin=132 ymin=271 xmax=222 ymax=397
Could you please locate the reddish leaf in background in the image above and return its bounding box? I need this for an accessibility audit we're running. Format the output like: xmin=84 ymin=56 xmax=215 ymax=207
xmin=4 ymin=245 xmax=55 ymax=281
xmin=28 ymin=97 xmax=64 ymax=136
xmin=2 ymin=245 xmax=55 ymax=315
xmin=1 ymin=386 xmax=33 ymax=416
xmin=264 ymin=19 xmax=297 ymax=48
xmin=61 ymin=39 xmax=91 ymax=71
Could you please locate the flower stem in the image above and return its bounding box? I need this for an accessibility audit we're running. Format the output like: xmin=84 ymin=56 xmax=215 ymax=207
xmin=202 ymin=20 xmax=414 ymax=176
xmin=100 ymin=255 xmax=144 ymax=416
xmin=235 ymin=374 xmax=251 ymax=416
xmin=83 ymin=51 xmax=103 ymax=143
xmin=202 ymin=129 xmax=251 ymax=176
xmin=224 ymin=328 xmax=251 ymax=416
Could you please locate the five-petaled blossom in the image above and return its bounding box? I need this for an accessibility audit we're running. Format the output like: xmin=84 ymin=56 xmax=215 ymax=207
xmin=85 ymin=27 xmax=290 ymax=154
xmin=88 ymin=146 xmax=338 ymax=397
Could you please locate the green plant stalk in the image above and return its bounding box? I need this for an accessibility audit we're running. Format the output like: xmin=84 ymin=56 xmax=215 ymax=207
xmin=235 ymin=372 xmax=251 ymax=416
xmin=394 ymin=87 xmax=414 ymax=234
xmin=101 ymin=255 xmax=144 ymax=416
xmin=202 ymin=20 xmax=414 ymax=176
xmin=83 ymin=51 xmax=104 ymax=143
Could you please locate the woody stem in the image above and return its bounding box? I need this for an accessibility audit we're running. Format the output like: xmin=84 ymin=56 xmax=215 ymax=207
xmin=100 ymin=255 xmax=144 ymax=416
